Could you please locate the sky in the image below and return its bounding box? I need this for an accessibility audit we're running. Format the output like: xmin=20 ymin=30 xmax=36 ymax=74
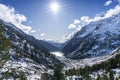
xmin=0 ymin=0 xmax=119 ymax=42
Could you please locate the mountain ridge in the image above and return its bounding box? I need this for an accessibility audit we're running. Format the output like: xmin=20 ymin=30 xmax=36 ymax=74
xmin=0 ymin=19 xmax=61 ymax=68
xmin=62 ymin=13 xmax=120 ymax=59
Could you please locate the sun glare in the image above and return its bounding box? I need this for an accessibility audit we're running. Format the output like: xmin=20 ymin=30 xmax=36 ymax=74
xmin=50 ymin=2 xmax=60 ymax=13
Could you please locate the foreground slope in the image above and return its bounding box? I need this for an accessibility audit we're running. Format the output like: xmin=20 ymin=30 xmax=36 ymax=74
xmin=0 ymin=20 xmax=61 ymax=79
xmin=0 ymin=19 xmax=61 ymax=67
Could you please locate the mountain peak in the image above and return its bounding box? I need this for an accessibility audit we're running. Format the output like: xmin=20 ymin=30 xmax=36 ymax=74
xmin=62 ymin=12 xmax=120 ymax=59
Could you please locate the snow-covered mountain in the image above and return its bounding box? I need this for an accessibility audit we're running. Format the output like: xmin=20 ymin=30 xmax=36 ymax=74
xmin=62 ymin=13 xmax=120 ymax=59
xmin=0 ymin=20 xmax=60 ymax=80
xmin=5 ymin=20 xmax=61 ymax=63
xmin=1 ymin=12 xmax=120 ymax=80
xmin=65 ymin=47 xmax=120 ymax=80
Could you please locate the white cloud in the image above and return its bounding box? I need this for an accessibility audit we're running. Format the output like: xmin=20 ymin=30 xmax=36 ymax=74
xmin=0 ymin=3 xmax=32 ymax=34
xmin=104 ymin=0 xmax=112 ymax=6
xmin=105 ymin=5 xmax=120 ymax=17
xmin=76 ymin=25 xmax=84 ymax=31
xmin=40 ymin=33 xmax=46 ymax=37
xmin=30 ymin=30 xmax=36 ymax=33
xmin=76 ymin=5 xmax=120 ymax=30
xmin=67 ymin=3 xmax=120 ymax=40
xmin=68 ymin=24 xmax=76 ymax=29
xmin=63 ymin=32 xmax=76 ymax=41
xmin=73 ymin=19 xmax=80 ymax=24
xmin=81 ymin=16 xmax=90 ymax=22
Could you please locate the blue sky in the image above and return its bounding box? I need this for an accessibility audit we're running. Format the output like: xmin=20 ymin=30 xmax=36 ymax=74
xmin=0 ymin=0 xmax=119 ymax=42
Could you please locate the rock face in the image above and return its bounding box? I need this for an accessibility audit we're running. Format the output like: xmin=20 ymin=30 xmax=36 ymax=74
xmin=0 ymin=19 xmax=61 ymax=68
xmin=62 ymin=13 xmax=120 ymax=59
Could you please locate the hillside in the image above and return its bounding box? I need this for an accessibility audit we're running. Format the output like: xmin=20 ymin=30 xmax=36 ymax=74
xmin=0 ymin=20 xmax=61 ymax=80
xmin=62 ymin=13 xmax=120 ymax=59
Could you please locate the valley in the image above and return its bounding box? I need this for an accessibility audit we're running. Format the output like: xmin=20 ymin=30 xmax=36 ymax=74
xmin=0 ymin=6 xmax=120 ymax=80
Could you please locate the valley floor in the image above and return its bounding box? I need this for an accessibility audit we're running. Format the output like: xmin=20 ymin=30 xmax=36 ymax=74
xmin=52 ymin=49 xmax=119 ymax=70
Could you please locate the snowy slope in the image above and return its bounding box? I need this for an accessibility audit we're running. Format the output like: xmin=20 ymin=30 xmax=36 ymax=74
xmin=62 ymin=13 xmax=120 ymax=59
xmin=65 ymin=47 xmax=120 ymax=80
xmin=0 ymin=19 xmax=62 ymax=79
xmin=66 ymin=68 xmax=120 ymax=80
xmin=55 ymin=47 xmax=120 ymax=70
xmin=1 ymin=19 xmax=61 ymax=67
xmin=0 ymin=55 xmax=46 ymax=80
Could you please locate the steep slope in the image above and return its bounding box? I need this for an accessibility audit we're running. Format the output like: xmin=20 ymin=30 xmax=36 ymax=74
xmin=0 ymin=19 xmax=61 ymax=68
xmin=38 ymin=40 xmax=59 ymax=51
xmin=65 ymin=47 xmax=120 ymax=80
xmin=62 ymin=13 xmax=120 ymax=59
xmin=0 ymin=55 xmax=47 ymax=80
xmin=46 ymin=40 xmax=62 ymax=48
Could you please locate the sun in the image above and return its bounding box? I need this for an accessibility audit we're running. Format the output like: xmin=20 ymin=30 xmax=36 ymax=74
xmin=50 ymin=2 xmax=60 ymax=13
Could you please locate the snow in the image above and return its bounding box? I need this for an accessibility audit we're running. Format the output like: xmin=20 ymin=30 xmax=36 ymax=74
xmin=92 ymin=45 xmax=98 ymax=49
xmin=27 ymin=74 xmax=41 ymax=80
xmin=77 ymin=25 xmax=97 ymax=38
xmin=0 ymin=56 xmax=47 ymax=80
xmin=66 ymin=75 xmax=82 ymax=80
xmin=58 ymin=47 xmax=120 ymax=70
xmin=66 ymin=68 xmax=120 ymax=80
xmin=1 ymin=12 xmax=120 ymax=80
xmin=77 ymin=14 xmax=120 ymax=39
xmin=90 ymin=68 xmax=120 ymax=79
xmin=7 ymin=78 xmax=14 ymax=80
xmin=0 ymin=19 xmax=25 ymax=35
xmin=64 ymin=12 xmax=120 ymax=59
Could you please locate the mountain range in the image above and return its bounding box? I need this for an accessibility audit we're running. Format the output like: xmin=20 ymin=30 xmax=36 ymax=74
xmin=0 ymin=12 xmax=120 ymax=80
xmin=62 ymin=13 xmax=120 ymax=59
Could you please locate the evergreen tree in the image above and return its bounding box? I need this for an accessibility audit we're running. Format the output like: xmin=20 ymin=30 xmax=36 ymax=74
xmin=115 ymin=78 xmax=119 ymax=80
xmin=53 ymin=63 xmax=65 ymax=80
xmin=0 ymin=23 xmax=11 ymax=67
xmin=109 ymin=70 xmax=114 ymax=80
xmin=96 ymin=74 xmax=101 ymax=80
xmin=102 ymin=74 xmax=108 ymax=80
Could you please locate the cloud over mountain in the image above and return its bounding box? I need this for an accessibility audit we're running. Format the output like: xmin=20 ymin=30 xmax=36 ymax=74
xmin=68 ymin=5 xmax=120 ymax=31
xmin=40 ymin=33 xmax=46 ymax=37
xmin=0 ymin=3 xmax=32 ymax=34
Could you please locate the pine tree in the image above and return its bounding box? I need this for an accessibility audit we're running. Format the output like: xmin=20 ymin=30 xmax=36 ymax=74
xmin=96 ymin=74 xmax=101 ymax=80
xmin=0 ymin=23 xmax=11 ymax=67
xmin=115 ymin=78 xmax=119 ymax=80
xmin=53 ymin=63 xmax=65 ymax=80
xmin=102 ymin=74 xmax=108 ymax=80
xmin=109 ymin=70 xmax=114 ymax=80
